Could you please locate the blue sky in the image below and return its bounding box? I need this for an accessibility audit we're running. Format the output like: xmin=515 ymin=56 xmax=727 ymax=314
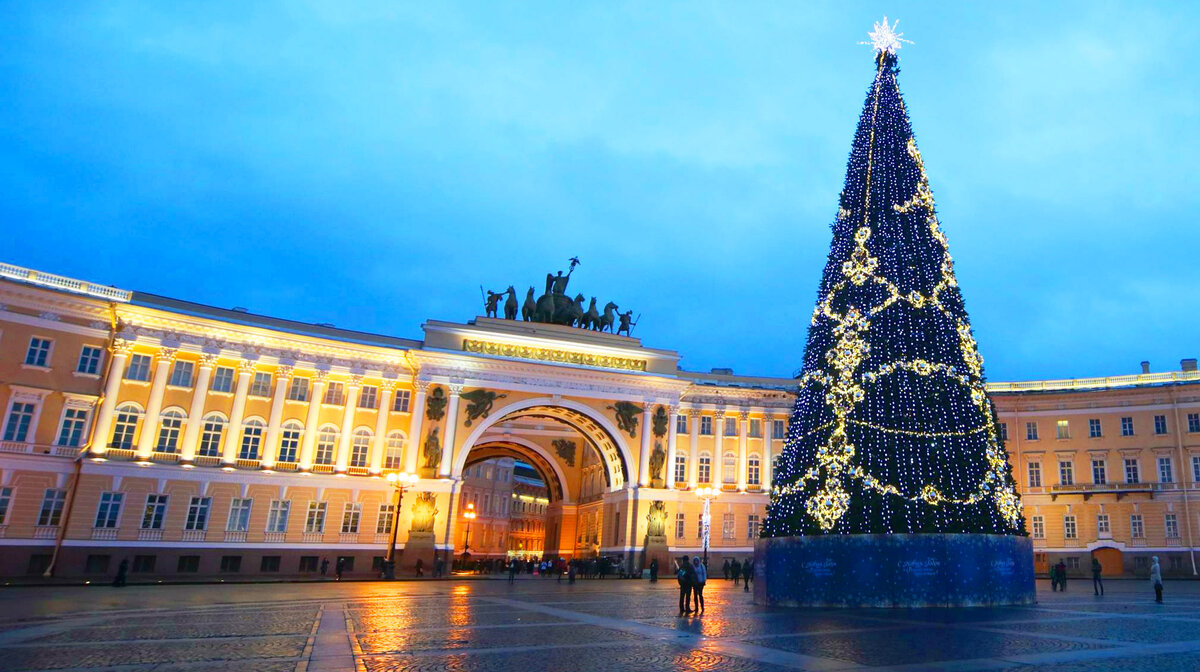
xmin=3 ymin=2 xmax=1197 ymax=381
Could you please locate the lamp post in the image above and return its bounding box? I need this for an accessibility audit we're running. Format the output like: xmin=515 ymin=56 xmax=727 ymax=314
xmin=695 ymin=486 xmax=718 ymax=568
xmin=382 ymin=471 xmax=419 ymax=580
xmin=461 ymin=502 xmax=477 ymax=564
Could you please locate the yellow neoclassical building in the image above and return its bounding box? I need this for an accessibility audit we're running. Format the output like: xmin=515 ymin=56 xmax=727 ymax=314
xmin=0 ymin=261 xmax=1197 ymax=581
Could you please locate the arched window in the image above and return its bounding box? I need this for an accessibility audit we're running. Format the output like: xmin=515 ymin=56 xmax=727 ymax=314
xmin=747 ymin=453 xmax=761 ymax=487
xmin=110 ymin=403 xmax=141 ymax=449
xmin=385 ymin=431 xmax=405 ymax=470
xmin=351 ymin=428 xmax=372 ymax=468
xmin=722 ymin=451 xmax=737 ymax=484
xmin=239 ymin=418 xmax=266 ymax=460
xmin=156 ymin=409 xmax=186 ymax=453
xmin=198 ymin=414 xmax=226 ymax=457
xmin=278 ymin=421 xmax=303 ymax=463
xmin=698 ymin=452 xmax=712 ymax=484
xmin=674 ymin=454 xmax=687 ymax=485
xmin=315 ymin=426 xmax=338 ymax=465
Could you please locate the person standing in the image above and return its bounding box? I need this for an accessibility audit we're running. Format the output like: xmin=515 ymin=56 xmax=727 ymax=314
xmin=434 ymin=555 xmax=445 ymax=579
xmin=415 ymin=558 xmax=424 ymax=578
xmin=1054 ymin=560 xmax=1067 ymax=592
xmin=568 ymin=560 xmax=577 ymax=584
xmin=320 ymin=557 xmax=329 ymax=577
xmin=1150 ymin=556 xmax=1164 ymax=603
xmin=508 ymin=559 xmax=518 ymax=584
xmin=335 ymin=557 xmax=345 ymax=581
xmin=742 ymin=558 xmax=753 ymax=592
xmin=649 ymin=558 xmax=659 ymax=583
xmin=691 ymin=556 xmax=707 ymax=615
xmin=722 ymin=559 xmax=731 ymax=581
xmin=1091 ymin=557 xmax=1103 ymax=596
xmin=112 ymin=558 xmax=128 ymax=588
xmin=731 ymin=558 xmax=742 ymax=586
xmin=676 ymin=556 xmax=694 ymax=616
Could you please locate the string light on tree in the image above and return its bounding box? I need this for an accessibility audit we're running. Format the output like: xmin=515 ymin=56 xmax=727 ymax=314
xmin=763 ymin=18 xmax=1026 ymax=538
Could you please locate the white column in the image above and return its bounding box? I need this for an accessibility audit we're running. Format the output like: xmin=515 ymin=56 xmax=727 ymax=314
xmin=713 ymin=408 xmax=726 ymax=487
xmin=221 ymin=359 xmax=256 ymax=464
xmin=370 ymin=382 xmax=394 ymax=474
xmin=91 ymin=342 xmax=133 ymax=455
xmin=438 ymin=384 xmax=462 ymax=478
xmin=298 ymin=371 xmax=327 ymax=470
xmin=404 ymin=381 xmax=428 ymax=474
xmin=179 ymin=354 xmax=216 ymax=463
xmin=737 ymin=410 xmax=749 ymax=492
xmin=261 ymin=365 xmax=292 ymax=469
xmin=762 ymin=412 xmax=775 ymax=491
xmin=665 ymin=404 xmax=679 ymax=489
xmin=135 ymin=348 xmax=176 ymax=459
xmin=688 ymin=408 xmax=701 ymax=489
xmin=637 ymin=402 xmax=654 ymax=487
xmin=335 ymin=376 xmax=362 ymax=473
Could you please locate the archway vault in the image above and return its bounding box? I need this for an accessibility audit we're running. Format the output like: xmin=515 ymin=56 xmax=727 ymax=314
xmin=454 ymin=397 xmax=632 ymax=492
xmin=467 ymin=436 xmax=566 ymax=503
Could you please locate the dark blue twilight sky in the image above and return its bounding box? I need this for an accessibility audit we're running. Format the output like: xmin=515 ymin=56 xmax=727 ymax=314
xmin=2 ymin=2 xmax=1197 ymax=381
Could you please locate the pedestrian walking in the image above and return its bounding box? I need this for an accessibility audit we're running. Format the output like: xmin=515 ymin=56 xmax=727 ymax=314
xmin=742 ymin=558 xmax=752 ymax=592
xmin=1091 ymin=557 xmax=1103 ymax=596
xmin=335 ymin=557 xmax=345 ymax=581
xmin=691 ymin=556 xmax=707 ymax=614
xmin=320 ymin=557 xmax=329 ymax=576
xmin=508 ymin=560 xmax=518 ymax=584
xmin=649 ymin=558 xmax=659 ymax=583
xmin=112 ymin=558 xmax=128 ymax=588
xmin=434 ymin=556 xmax=445 ymax=578
xmin=676 ymin=556 xmax=694 ymax=616
xmin=568 ymin=560 xmax=577 ymax=584
xmin=1053 ymin=560 xmax=1067 ymax=592
xmin=722 ymin=558 xmax=731 ymax=580
xmin=415 ymin=558 xmax=424 ymax=578
xmin=731 ymin=557 xmax=741 ymax=586
xmin=1150 ymin=556 xmax=1164 ymax=603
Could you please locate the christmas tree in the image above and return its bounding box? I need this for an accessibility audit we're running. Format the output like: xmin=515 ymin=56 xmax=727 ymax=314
xmin=763 ymin=19 xmax=1025 ymax=537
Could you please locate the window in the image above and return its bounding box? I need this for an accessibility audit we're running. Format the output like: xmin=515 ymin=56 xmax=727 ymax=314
xmin=1066 ymin=557 xmax=1080 ymax=570
xmin=261 ymin=556 xmax=281 ymax=572
xmin=227 ymin=498 xmax=252 ymax=532
xmin=773 ymin=419 xmax=786 ymax=439
xmin=211 ymin=366 xmax=234 ymax=392
xmin=351 ymin=429 xmax=371 ymax=468
xmin=1031 ymin=515 xmax=1045 ymax=539
xmin=287 ymin=377 xmax=309 ymax=402
xmin=1027 ymin=462 xmax=1042 ymax=488
xmin=384 ymin=432 xmax=404 ymax=470
xmin=723 ymin=416 xmax=737 ymax=436
xmin=1088 ymin=418 xmax=1102 ymax=438
xmin=747 ymin=514 xmax=761 ymax=539
xmin=4 ymin=402 xmax=36 ymax=442
xmin=315 ymin=427 xmax=337 ymax=465
xmin=85 ymin=555 xmax=111 ymax=574
xmin=747 ymin=454 xmax=761 ymax=487
xmin=185 ymin=497 xmax=211 ymax=531
xmin=132 ymin=555 xmax=156 ymax=573
xmin=342 ymin=503 xmax=362 ymax=533
xmin=38 ymin=489 xmax=66 ymax=526
xmin=54 ymin=407 xmax=88 ymax=447
xmin=700 ymin=416 xmax=713 ymax=436
xmin=676 ymin=414 xmax=687 ymax=434
xmin=1059 ymin=461 xmax=1074 ymax=486
xmin=266 ymin=500 xmax=290 ymax=533
xmin=1166 ymin=513 xmax=1180 ymax=539
xmin=749 ymin=419 xmax=762 ymax=438
xmin=1135 ymin=556 xmax=1149 ymax=570
xmin=0 ymin=486 xmax=13 ymax=525
xmin=156 ymin=410 xmax=184 ymax=453
xmin=220 ymin=556 xmax=242 ymax=573
xmin=1125 ymin=458 xmax=1140 ymax=484
xmin=168 ymin=360 xmax=194 ymax=387
xmin=1026 ymin=422 xmax=1039 ymax=441
xmin=674 ymin=454 xmax=687 ymax=484
xmin=358 ymin=386 xmax=378 ymax=410
xmin=1188 ymin=413 xmax=1200 ymax=433
xmin=721 ymin=512 xmax=735 ymax=539
xmin=1056 ymin=420 xmax=1070 ymax=440
xmin=305 ymin=501 xmax=327 ymax=534
xmin=94 ymin=492 xmax=123 ymax=529
xmin=393 ymin=389 xmax=411 ymax=412
xmin=1097 ymin=514 xmax=1110 ymax=535
xmin=1193 ymin=456 xmax=1200 ymax=484
xmin=1158 ymin=457 xmax=1174 ymax=483
xmin=25 ymin=337 xmax=52 ymax=367
xmin=1092 ymin=459 xmax=1107 ymax=485
xmin=323 ymin=382 xmax=345 ymax=405
xmin=141 ymin=494 xmax=168 ymax=529
xmin=377 ymin=504 xmax=395 ymax=534
xmin=1130 ymin=514 xmax=1145 ymax=538
xmin=1121 ymin=417 xmax=1134 ymax=436
xmin=198 ymin=415 xmax=226 ymax=457
xmin=277 ymin=422 xmax=302 ymax=463
xmin=722 ymin=451 xmax=737 ymax=484
xmin=249 ymin=372 xmax=272 ymax=397
xmin=1171 ymin=556 xmax=1183 ymax=571
xmin=998 ymin=422 xmax=1008 ymax=441
xmin=1153 ymin=415 xmax=1168 ymax=435
xmin=1063 ymin=515 xmax=1077 ymax=539
xmin=109 ymin=404 xmax=140 ymax=449
xmin=238 ymin=419 xmax=265 ymax=460
xmin=674 ymin=512 xmax=686 ymax=538
xmin=300 ymin=556 xmax=319 ymax=572
xmin=698 ymin=453 xmax=712 ymax=483
xmin=126 ymin=354 xmax=151 ymax=381
xmin=696 ymin=516 xmax=706 ymax=540
xmin=76 ymin=346 xmax=103 ymax=375
xmin=177 ymin=555 xmax=200 ymax=573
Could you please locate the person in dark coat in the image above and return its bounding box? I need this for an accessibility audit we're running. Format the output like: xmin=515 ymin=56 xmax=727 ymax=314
xmin=742 ymin=558 xmax=753 ymax=592
xmin=320 ymin=557 xmax=329 ymax=576
xmin=722 ymin=558 xmax=731 ymax=580
xmin=335 ymin=557 xmax=345 ymax=581
xmin=649 ymin=558 xmax=659 ymax=583
xmin=731 ymin=558 xmax=742 ymax=586
xmin=415 ymin=558 xmax=424 ymax=578
xmin=1091 ymin=557 xmax=1103 ymax=596
xmin=112 ymin=558 xmax=128 ymax=587
xmin=676 ymin=556 xmax=694 ymax=615
xmin=1055 ymin=560 xmax=1067 ymax=592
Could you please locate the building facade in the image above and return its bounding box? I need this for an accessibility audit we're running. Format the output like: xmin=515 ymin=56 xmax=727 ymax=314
xmin=0 ymin=262 xmax=1197 ymax=580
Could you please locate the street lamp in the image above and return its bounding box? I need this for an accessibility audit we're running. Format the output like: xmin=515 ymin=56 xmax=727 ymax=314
xmin=461 ymin=502 xmax=477 ymax=563
xmin=695 ymin=485 xmax=718 ymax=568
xmin=382 ymin=471 xmax=419 ymax=580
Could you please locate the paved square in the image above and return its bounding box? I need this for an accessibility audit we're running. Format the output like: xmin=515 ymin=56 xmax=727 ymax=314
xmin=1 ymin=578 xmax=1198 ymax=671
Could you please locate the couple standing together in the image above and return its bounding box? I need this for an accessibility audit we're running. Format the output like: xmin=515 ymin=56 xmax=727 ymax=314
xmin=675 ymin=556 xmax=707 ymax=616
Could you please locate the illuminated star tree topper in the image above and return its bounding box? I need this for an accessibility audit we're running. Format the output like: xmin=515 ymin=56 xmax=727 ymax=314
xmin=861 ymin=16 xmax=913 ymax=54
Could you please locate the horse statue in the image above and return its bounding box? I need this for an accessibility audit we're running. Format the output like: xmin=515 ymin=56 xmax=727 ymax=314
xmin=502 ymin=286 xmax=518 ymax=320
xmin=581 ymin=297 xmax=601 ymax=331
xmin=566 ymin=294 xmax=586 ymax=327
xmin=600 ymin=302 xmax=618 ymax=333
xmin=521 ymin=287 xmax=536 ymax=321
